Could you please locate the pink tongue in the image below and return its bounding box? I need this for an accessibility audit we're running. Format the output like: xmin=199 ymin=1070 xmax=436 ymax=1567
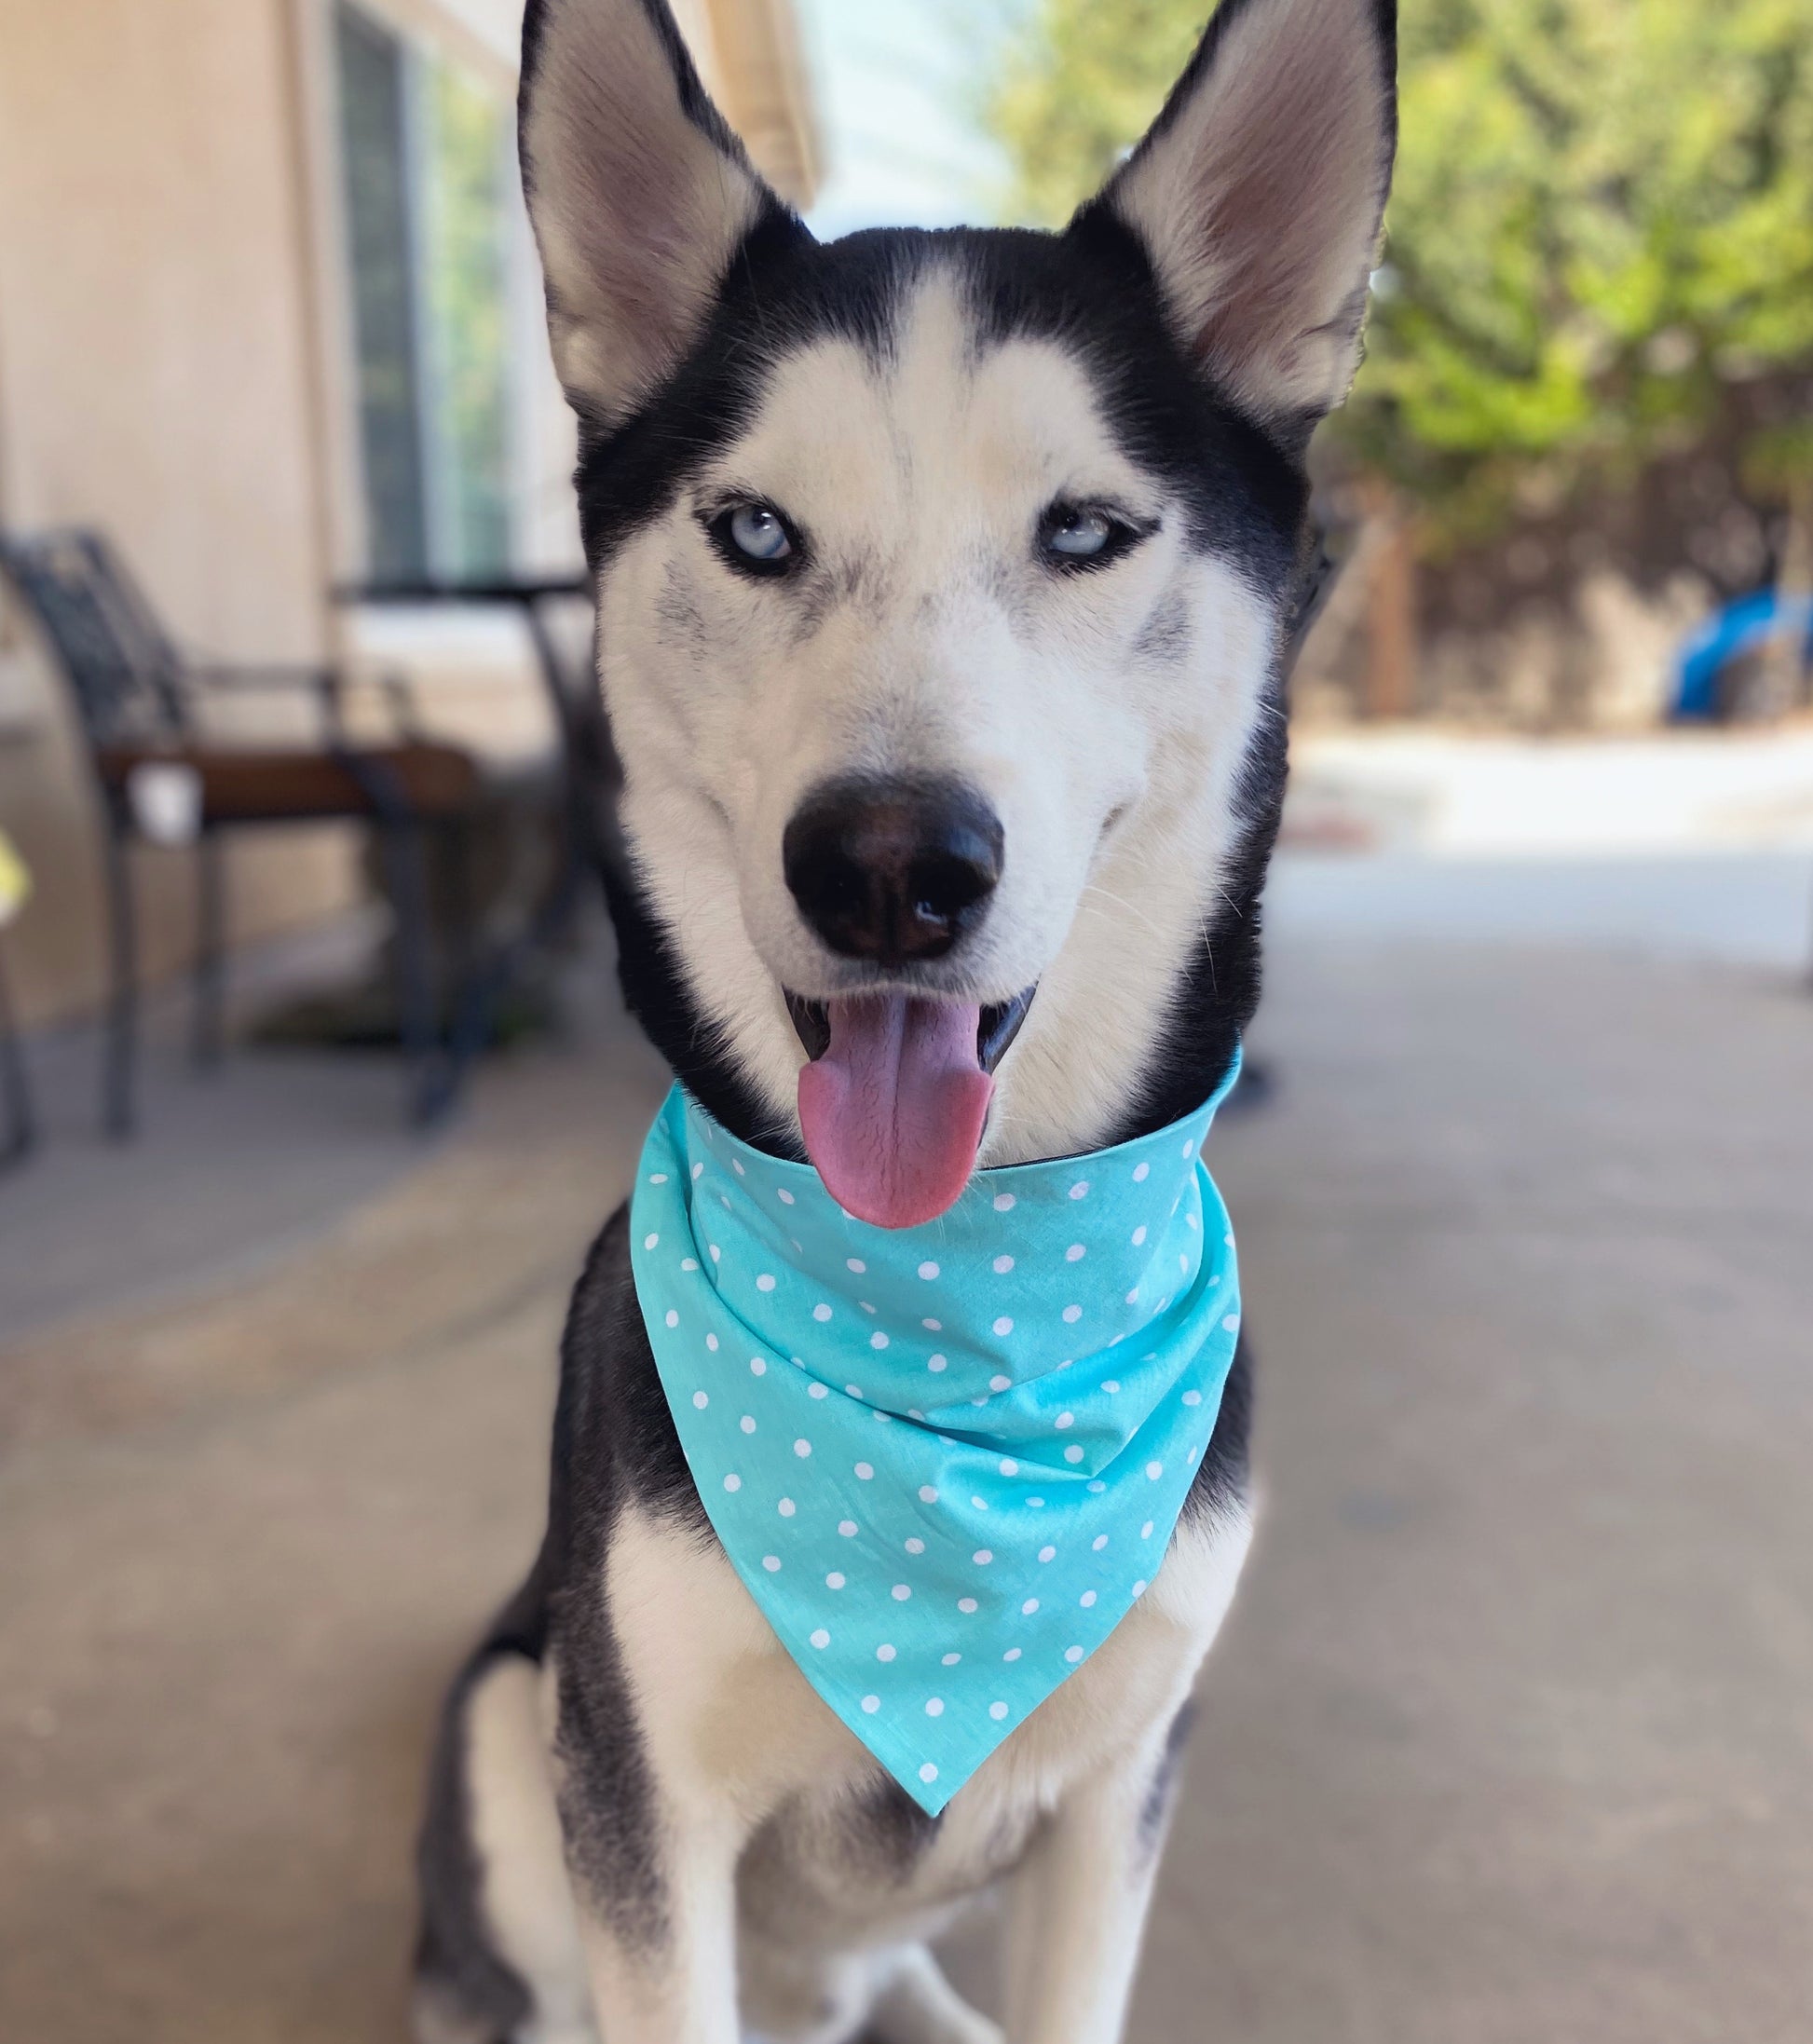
xmin=797 ymin=996 xmax=991 ymax=1229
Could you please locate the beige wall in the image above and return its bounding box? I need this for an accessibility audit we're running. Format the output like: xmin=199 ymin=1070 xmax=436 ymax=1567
xmin=0 ymin=0 xmax=354 ymax=1029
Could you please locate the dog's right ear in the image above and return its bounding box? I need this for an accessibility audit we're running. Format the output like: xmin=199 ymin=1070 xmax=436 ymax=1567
xmin=519 ymin=0 xmax=789 ymax=429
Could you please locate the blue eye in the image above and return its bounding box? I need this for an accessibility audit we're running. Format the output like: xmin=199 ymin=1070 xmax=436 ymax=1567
xmin=727 ymin=503 xmax=793 ymax=564
xmin=1041 ymin=504 xmax=1123 ymax=566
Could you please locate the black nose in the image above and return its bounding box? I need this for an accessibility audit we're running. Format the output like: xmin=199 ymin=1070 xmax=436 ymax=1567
xmin=784 ymin=774 xmax=1004 ymax=967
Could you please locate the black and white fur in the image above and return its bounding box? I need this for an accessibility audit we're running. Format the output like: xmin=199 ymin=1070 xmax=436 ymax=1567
xmin=414 ymin=2 xmax=1396 ymax=2037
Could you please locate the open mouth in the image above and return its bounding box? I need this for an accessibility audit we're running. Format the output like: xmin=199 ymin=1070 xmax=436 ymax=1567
xmin=785 ymin=987 xmax=1037 ymax=1230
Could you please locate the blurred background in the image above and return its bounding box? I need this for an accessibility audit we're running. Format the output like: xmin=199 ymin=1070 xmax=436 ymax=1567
xmin=2 ymin=2 xmax=1810 ymax=2039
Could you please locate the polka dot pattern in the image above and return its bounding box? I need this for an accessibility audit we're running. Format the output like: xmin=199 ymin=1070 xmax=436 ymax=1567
xmin=629 ymin=1052 xmax=1245 ymax=1816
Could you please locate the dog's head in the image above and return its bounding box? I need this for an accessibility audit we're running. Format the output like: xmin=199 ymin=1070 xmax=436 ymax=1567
xmin=521 ymin=0 xmax=1395 ymax=1224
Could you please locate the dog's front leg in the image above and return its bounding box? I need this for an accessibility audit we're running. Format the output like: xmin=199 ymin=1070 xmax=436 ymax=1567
xmin=563 ymin=1795 xmax=747 ymax=2044
xmin=998 ymin=1750 xmax=1173 ymax=2044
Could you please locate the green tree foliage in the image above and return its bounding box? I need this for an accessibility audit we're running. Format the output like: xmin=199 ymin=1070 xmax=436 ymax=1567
xmin=988 ymin=0 xmax=1813 ymax=547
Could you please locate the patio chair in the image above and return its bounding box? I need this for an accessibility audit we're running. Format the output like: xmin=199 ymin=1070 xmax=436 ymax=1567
xmin=0 ymin=527 xmax=492 ymax=1135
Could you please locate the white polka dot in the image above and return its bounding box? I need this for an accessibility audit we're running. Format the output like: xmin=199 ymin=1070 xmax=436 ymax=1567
xmin=922 ymin=1318 xmax=942 ymax=1331
xmin=1088 ymin=1480 xmax=1107 ymax=1494
xmin=1080 ymin=1590 xmax=1097 ymax=1608
xmin=1103 ymin=1380 xmax=1122 ymax=1395
xmin=919 ymin=1763 xmax=939 ymax=1785
xmin=1181 ymin=1138 xmax=1195 ymax=1157
xmin=730 ymin=1157 xmax=746 ymax=1176
xmin=919 ymin=1485 xmax=939 ymax=1504
xmin=973 ymin=1549 xmax=994 ymax=1565
xmin=999 ymin=1458 xmax=1019 ymax=1477
xmin=826 ymin=1571 xmax=845 ymax=1588
xmin=972 ymin=1496 xmax=988 ymax=1510
xmin=756 ymin=1274 xmax=776 ymax=1293
xmin=762 ymin=1555 xmax=781 ymax=1573
xmin=777 ymin=1188 xmax=795 ymax=1205
xmin=1187 ymin=1212 xmax=1199 ymax=1230
xmin=1131 ymin=1225 xmax=1148 ymax=1247
xmin=648 ymin=1173 xmax=668 ymax=1185
xmin=992 ymin=1254 xmax=1015 ymax=1274
xmin=1223 ymin=1314 xmax=1240 ymax=1333
xmin=1003 ymin=1647 xmax=1022 ymax=1663
xmin=862 ymin=1695 xmax=880 ymax=1714
xmin=809 ymin=1383 xmax=829 ymax=1400
xmin=846 ymin=1257 xmax=866 ymax=1274
xmin=791 ymin=1438 xmax=812 ymax=1459
xmin=845 ymin=1384 xmax=864 ymax=1400
xmin=992 ymin=1192 xmax=1016 ymax=1212
xmin=1181 ymin=1388 xmax=1205 ymax=1409
xmin=959 ymin=1596 xmax=978 ymax=1614
xmin=691 ymin=1163 xmax=704 ymax=1180
xmin=740 ymin=1414 xmax=756 ymax=1434
xmin=1179 ymin=1252 xmax=1190 ymax=1274
xmin=1069 ymin=1180 xmax=1089 ymax=1201
xmin=1094 ymin=1533 xmax=1110 ymax=1551
xmin=777 ymin=1495 xmax=795 ymax=1516
xmin=1021 ymin=1598 xmax=1040 ymax=1615
xmin=838 ymin=1519 xmax=859 ymax=1536
xmin=989 ymin=1701 xmax=1009 ymax=1721
xmin=877 ymin=1643 xmax=896 ymax=1663
xmin=1055 ymin=1412 xmax=1075 ymax=1431
xmin=1029 ymin=1496 xmax=1045 ymax=1507
xmin=989 ymin=1373 xmax=1012 ymax=1394
xmin=748 ymin=1356 xmax=766 ymax=1376
xmin=1064 ymin=1446 xmax=1084 ymax=1465
xmin=813 ymin=1303 xmax=833 ymax=1323
xmin=1038 ymin=1545 xmax=1056 ymax=1563
xmin=905 ymin=1537 xmax=925 ymax=1556
xmin=643 ymin=1233 xmax=660 ymax=1250
xmin=918 ymin=1260 xmax=939 ymax=1280
xmin=681 ymin=1258 xmax=699 ymax=1274
xmin=664 ymin=1310 xmax=679 ymax=1329
xmin=924 ymin=1697 xmax=944 ymax=1717
xmin=1146 ymin=1461 xmax=1164 ymax=1480
xmin=855 ymin=1463 xmax=874 ymax=1481
xmin=870 ymin=1331 xmax=889 ymax=1350
xmin=927 ymin=1355 xmax=947 ymax=1373
xmin=992 ymin=1316 xmax=1014 ymax=1337
xmin=1065 ymin=1243 xmax=1086 ymax=1262
xmin=1065 ymin=1645 xmax=1085 ymax=1664
xmin=1132 ymin=1161 xmax=1151 ymax=1183
xmin=1133 ymin=1580 xmax=1149 ymax=1597
xmin=704 ymin=1334 xmax=719 ymax=1355
xmin=1125 ymin=1288 xmax=1139 ymax=1305
xmin=1062 ymin=1304 xmax=1083 ymax=1325
xmin=810 ymin=1628 xmax=830 ymax=1649
xmin=723 ymin=1474 xmax=742 ymax=1493
xmin=943 ymin=1652 xmax=961 ymax=1667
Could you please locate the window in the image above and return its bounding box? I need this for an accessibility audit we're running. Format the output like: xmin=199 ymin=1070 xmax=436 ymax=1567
xmin=334 ymin=2 xmax=514 ymax=582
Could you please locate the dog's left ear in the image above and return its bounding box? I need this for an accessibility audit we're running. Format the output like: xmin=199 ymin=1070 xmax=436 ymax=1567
xmin=1084 ymin=0 xmax=1397 ymax=445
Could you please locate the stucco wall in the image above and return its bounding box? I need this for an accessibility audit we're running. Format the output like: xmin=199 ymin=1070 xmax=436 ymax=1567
xmin=0 ymin=0 xmax=354 ymax=1030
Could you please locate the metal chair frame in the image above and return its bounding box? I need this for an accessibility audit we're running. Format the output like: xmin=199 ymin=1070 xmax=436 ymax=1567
xmin=0 ymin=529 xmax=471 ymax=1136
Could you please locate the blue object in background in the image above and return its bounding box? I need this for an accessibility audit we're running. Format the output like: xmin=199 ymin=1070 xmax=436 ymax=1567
xmin=1671 ymin=588 xmax=1813 ymax=720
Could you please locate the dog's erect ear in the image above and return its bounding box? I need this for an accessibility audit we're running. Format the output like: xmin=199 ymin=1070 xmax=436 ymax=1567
xmin=1086 ymin=0 xmax=1397 ymax=442
xmin=519 ymin=0 xmax=789 ymax=427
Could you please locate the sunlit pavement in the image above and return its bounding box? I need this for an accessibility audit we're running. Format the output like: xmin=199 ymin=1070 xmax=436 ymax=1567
xmin=3 ymin=852 xmax=1811 ymax=2042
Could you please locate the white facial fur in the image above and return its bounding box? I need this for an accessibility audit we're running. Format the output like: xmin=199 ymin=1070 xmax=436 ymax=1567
xmin=599 ymin=265 xmax=1277 ymax=1165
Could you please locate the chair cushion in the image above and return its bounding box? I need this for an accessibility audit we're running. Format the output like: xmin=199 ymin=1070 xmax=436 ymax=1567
xmin=96 ymin=743 xmax=482 ymax=824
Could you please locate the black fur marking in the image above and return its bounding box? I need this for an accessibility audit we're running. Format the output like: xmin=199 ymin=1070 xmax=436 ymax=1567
xmin=412 ymin=1560 xmax=552 ymax=2038
xmin=543 ymin=1210 xmax=702 ymax=1946
xmin=1181 ymin=1327 xmax=1254 ymax=1529
xmin=1138 ymin=1699 xmax=1199 ymax=1857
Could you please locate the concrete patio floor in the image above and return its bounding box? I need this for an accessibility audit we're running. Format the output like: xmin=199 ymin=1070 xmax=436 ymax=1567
xmin=4 ymin=895 xmax=1812 ymax=2041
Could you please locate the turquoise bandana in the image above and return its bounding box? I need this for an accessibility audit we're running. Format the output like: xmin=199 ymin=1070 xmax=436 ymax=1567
xmin=628 ymin=1056 xmax=1244 ymax=1816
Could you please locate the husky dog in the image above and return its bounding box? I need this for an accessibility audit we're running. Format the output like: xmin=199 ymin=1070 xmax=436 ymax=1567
xmin=414 ymin=0 xmax=1396 ymax=2037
